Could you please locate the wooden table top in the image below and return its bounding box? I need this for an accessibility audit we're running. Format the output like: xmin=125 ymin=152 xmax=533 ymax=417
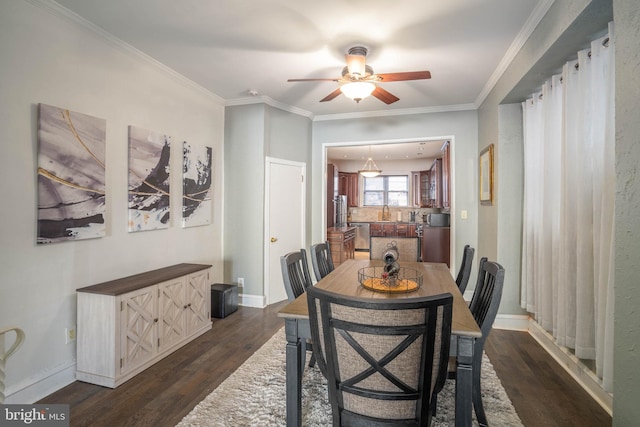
xmin=278 ymin=259 xmax=481 ymax=338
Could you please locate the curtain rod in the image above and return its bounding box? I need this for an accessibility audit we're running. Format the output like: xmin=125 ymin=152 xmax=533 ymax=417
xmin=530 ymin=34 xmax=610 ymax=100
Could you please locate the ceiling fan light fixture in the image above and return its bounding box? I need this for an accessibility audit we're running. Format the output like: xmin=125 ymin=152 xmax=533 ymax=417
xmin=359 ymin=157 xmax=382 ymax=178
xmin=340 ymin=81 xmax=375 ymax=103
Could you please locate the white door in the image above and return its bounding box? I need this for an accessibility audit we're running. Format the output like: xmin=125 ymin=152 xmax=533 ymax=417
xmin=265 ymin=157 xmax=306 ymax=304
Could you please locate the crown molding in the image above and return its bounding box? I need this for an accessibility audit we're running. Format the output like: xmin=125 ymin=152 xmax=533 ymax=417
xmin=225 ymin=96 xmax=314 ymax=118
xmin=224 ymin=96 xmax=476 ymax=121
xmin=474 ymin=0 xmax=555 ymax=107
xmin=27 ymin=0 xmax=225 ymax=104
xmin=312 ymin=103 xmax=477 ymax=121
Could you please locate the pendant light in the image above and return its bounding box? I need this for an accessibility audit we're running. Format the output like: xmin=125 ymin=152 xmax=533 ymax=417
xmin=359 ymin=146 xmax=382 ymax=178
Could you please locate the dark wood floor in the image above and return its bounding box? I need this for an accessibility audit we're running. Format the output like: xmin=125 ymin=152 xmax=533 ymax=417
xmin=41 ymin=303 xmax=611 ymax=427
xmin=485 ymin=329 xmax=611 ymax=427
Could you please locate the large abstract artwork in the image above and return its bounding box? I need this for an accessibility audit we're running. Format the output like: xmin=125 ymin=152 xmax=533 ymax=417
xmin=182 ymin=142 xmax=212 ymax=228
xmin=37 ymin=103 xmax=106 ymax=244
xmin=128 ymin=126 xmax=171 ymax=232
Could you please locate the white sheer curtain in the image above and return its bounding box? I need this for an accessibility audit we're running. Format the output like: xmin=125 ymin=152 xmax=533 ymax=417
xmin=521 ymin=22 xmax=614 ymax=392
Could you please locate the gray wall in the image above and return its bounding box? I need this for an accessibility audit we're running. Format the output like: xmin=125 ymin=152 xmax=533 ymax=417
xmin=497 ymin=103 xmax=525 ymax=314
xmin=613 ymin=0 xmax=640 ymax=424
xmin=224 ymin=104 xmax=267 ymax=297
xmin=223 ymin=104 xmax=312 ymax=298
xmin=311 ymin=110 xmax=479 ymax=281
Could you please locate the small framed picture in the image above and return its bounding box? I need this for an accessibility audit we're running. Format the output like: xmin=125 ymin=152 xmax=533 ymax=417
xmin=479 ymin=144 xmax=494 ymax=205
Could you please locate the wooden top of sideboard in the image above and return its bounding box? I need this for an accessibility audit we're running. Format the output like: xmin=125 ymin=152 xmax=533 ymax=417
xmin=76 ymin=263 xmax=212 ymax=296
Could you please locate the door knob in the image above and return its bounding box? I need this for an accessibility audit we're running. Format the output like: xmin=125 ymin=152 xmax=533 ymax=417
xmin=270 ymin=237 xmax=278 ymax=242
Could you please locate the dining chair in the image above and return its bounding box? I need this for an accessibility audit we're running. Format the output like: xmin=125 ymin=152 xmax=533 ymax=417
xmin=370 ymin=236 xmax=420 ymax=262
xmin=449 ymin=257 xmax=505 ymax=427
xmin=455 ymin=244 xmax=475 ymax=294
xmin=280 ymin=249 xmax=316 ymax=368
xmin=310 ymin=241 xmax=335 ymax=282
xmin=306 ymin=285 xmax=453 ymax=426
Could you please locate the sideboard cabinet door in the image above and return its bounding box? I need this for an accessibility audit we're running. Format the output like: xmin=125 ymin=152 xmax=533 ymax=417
xmin=185 ymin=270 xmax=211 ymax=336
xmin=158 ymin=277 xmax=187 ymax=353
xmin=119 ymin=286 xmax=159 ymax=375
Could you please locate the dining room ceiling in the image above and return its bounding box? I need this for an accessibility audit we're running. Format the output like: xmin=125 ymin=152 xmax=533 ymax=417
xmin=53 ymin=0 xmax=548 ymax=118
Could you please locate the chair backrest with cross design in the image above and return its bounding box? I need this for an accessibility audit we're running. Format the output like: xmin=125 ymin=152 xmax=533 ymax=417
xmin=306 ymin=285 xmax=453 ymax=426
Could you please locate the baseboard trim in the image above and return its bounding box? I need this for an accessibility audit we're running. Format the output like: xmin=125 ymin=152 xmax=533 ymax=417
xmin=493 ymin=314 xmax=529 ymax=331
xmin=4 ymin=361 xmax=76 ymax=404
xmin=527 ymin=319 xmax=613 ymax=416
xmin=239 ymin=293 xmax=266 ymax=308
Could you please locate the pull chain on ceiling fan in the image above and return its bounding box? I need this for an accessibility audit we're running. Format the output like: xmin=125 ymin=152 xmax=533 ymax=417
xmin=288 ymin=46 xmax=431 ymax=104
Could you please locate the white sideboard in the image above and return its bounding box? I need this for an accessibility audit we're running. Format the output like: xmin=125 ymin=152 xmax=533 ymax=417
xmin=76 ymin=263 xmax=212 ymax=388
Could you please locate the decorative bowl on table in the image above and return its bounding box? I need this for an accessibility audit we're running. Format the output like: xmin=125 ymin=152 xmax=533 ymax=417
xmin=358 ymin=266 xmax=423 ymax=293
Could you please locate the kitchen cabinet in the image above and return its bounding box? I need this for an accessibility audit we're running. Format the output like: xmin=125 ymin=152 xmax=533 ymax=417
xmin=369 ymin=223 xmax=397 ymax=237
xmin=396 ymin=223 xmax=418 ymax=237
xmin=421 ymin=227 xmax=450 ymax=267
xmin=412 ymin=170 xmax=431 ymax=208
xmin=411 ymin=171 xmax=421 ymax=207
xmin=429 ymin=158 xmax=443 ymax=208
xmin=370 ymin=222 xmax=417 ymax=237
xmin=76 ymin=264 xmax=212 ymax=388
xmin=370 ymin=223 xmax=384 ymax=237
xmin=327 ymin=163 xmax=338 ymax=228
xmin=441 ymin=141 xmax=451 ymax=210
xmin=420 ymin=170 xmax=431 ymax=207
xmin=339 ymin=172 xmax=359 ymax=207
xmin=327 ymin=226 xmax=355 ymax=266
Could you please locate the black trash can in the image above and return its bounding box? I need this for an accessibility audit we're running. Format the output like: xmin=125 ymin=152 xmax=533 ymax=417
xmin=210 ymin=283 xmax=238 ymax=318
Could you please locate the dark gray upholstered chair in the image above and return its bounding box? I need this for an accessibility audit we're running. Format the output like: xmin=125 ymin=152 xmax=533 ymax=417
xmin=370 ymin=236 xmax=420 ymax=262
xmin=307 ymin=285 xmax=453 ymax=427
xmin=448 ymin=257 xmax=505 ymax=427
xmin=280 ymin=249 xmax=316 ymax=367
xmin=310 ymin=241 xmax=335 ymax=282
xmin=455 ymin=245 xmax=475 ymax=295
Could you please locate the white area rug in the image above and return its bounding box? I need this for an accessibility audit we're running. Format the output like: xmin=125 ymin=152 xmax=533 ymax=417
xmin=177 ymin=328 xmax=522 ymax=426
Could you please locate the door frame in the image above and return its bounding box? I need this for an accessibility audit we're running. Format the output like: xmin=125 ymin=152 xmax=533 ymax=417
xmin=321 ymin=136 xmax=456 ymax=274
xmin=263 ymin=156 xmax=306 ymax=305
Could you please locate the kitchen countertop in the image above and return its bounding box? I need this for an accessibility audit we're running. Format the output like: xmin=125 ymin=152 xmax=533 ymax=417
xmin=327 ymin=225 xmax=356 ymax=233
xmin=349 ymin=221 xmax=449 ymax=227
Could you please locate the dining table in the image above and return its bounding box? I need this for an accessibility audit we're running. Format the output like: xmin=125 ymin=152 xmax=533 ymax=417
xmin=277 ymin=258 xmax=482 ymax=427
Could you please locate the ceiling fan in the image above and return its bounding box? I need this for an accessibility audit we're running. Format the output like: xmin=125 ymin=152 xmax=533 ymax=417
xmin=287 ymin=46 xmax=431 ymax=104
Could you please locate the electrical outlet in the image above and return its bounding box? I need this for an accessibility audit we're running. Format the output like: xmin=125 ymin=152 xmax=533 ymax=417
xmin=65 ymin=327 xmax=76 ymax=344
xmin=238 ymin=277 xmax=244 ymax=288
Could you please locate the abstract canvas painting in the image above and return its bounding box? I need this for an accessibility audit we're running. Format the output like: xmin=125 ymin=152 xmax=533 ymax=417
xmin=128 ymin=126 xmax=171 ymax=232
xmin=182 ymin=142 xmax=212 ymax=228
xmin=37 ymin=103 xmax=106 ymax=244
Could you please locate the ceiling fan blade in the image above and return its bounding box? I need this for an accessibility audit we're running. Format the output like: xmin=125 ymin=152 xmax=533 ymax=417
xmin=345 ymin=54 xmax=367 ymax=77
xmin=320 ymin=88 xmax=342 ymax=102
xmin=288 ymin=78 xmax=340 ymax=82
xmin=376 ymin=71 xmax=432 ymax=82
xmin=372 ymin=86 xmax=400 ymax=104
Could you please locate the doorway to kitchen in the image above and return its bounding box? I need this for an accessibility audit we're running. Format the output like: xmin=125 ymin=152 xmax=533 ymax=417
xmin=323 ymin=137 xmax=456 ymax=272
